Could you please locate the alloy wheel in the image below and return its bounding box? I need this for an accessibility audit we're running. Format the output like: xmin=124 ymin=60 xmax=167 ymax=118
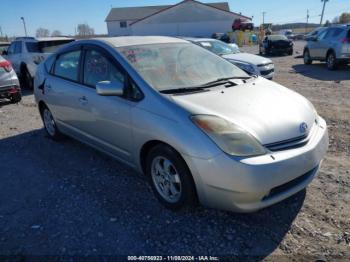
xmin=43 ymin=108 xmax=56 ymax=137
xmin=151 ymin=156 xmax=182 ymax=203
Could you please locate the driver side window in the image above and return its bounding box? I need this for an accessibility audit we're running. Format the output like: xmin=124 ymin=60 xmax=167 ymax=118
xmin=83 ymin=49 xmax=125 ymax=88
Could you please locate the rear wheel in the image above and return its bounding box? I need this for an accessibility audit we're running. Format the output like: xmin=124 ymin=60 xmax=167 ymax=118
xmin=40 ymin=105 xmax=62 ymax=140
xmin=326 ymin=51 xmax=337 ymax=70
xmin=20 ymin=66 xmax=33 ymax=90
xmin=303 ymin=49 xmax=312 ymax=65
xmin=146 ymin=144 xmax=197 ymax=210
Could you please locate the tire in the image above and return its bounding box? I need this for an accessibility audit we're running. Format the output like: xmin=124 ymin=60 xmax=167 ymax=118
xmin=146 ymin=144 xmax=197 ymax=210
xmin=303 ymin=49 xmax=312 ymax=65
xmin=288 ymin=49 xmax=293 ymax=56
xmin=10 ymin=93 xmax=21 ymax=104
xmin=20 ymin=65 xmax=34 ymax=90
xmin=40 ymin=105 xmax=62 ymax=140
xmin=326 ymin=51 xmax=337 ymax=70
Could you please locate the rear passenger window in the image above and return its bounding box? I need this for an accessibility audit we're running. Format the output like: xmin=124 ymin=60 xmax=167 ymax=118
xmin=83 ymin=49 xmax=124 ymax=88
xmin=54 ymin=50 xmax=81 ymax=81
xmin=332 ymin=28 xmax=343 ymax=38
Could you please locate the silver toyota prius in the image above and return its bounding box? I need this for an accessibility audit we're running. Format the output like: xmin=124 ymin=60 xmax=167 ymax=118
xmin=34 ymin=36 xmax=328 ymax=213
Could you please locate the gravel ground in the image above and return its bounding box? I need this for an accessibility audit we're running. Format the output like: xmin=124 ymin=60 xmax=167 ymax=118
xmin=0 ymin=41 xmax=349 ymax=259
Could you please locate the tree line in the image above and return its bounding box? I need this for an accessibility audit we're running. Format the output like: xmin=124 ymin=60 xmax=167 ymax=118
xmin=36 ymin=23 xmax=95 ymax=38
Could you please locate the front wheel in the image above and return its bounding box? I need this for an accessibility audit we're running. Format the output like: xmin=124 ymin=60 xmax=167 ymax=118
xmin=303 ymin=49 xmax=312 ymax=65
xmin=146 ymin=144 xmax=197 ymax=210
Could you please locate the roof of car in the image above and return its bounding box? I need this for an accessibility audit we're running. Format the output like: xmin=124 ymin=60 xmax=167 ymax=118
xmin=14 ymin=36 xmax=74 ymax=42
xmin=95 ymin=36 xmax=189 ymax=47
xmin=36 ymin=37 xmax=74 ymax=41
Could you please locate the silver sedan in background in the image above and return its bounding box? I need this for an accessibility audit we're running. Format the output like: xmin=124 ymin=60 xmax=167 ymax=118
xmin=34 ymin=37 xmax=328 ymax=213
xmin=0 ymin=55 xmax=21 ymax=103
xmin=184 ymin=38 xmax=275 ymax=80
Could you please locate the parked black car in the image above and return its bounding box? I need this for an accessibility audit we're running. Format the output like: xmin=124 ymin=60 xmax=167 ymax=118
xmin=211 ymin=33 xmax=231 ymax=43
xmin=259 ymin=35 xmax=293 ymax=56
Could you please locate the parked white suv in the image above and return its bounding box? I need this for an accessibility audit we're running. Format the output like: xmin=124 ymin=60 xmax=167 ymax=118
xmin=3 ymin=37 xmax=74 ymax=89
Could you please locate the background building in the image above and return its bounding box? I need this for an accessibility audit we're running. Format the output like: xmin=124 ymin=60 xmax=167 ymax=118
xmin=105 ymin=0 xmax=251 ymax=37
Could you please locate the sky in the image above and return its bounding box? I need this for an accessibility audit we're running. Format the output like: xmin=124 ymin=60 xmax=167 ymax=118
xmin=0 ymin=0 xmax=349 ymax=37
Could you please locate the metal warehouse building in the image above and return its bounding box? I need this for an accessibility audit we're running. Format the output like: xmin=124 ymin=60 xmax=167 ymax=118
xmin=105 ymin=0 xmax=251 ymax=37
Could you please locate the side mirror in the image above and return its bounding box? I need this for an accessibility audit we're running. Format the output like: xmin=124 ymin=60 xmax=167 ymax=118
xmin=96 ymin=80 xmax=124 ymax=96
xmin=2 ymin=50 xmax=8 ymax=56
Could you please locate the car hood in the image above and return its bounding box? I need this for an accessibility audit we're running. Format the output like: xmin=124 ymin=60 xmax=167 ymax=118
xmin=170 ymin=77 xmax=316 ymax=145
xmin=222 ymin=53 xmax=272 ymax=65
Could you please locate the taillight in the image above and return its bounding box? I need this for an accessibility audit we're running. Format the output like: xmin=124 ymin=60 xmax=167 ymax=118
xmin=0 ymin=60 xmax=12 ymax=72
xmin=341 ymin=38 xmax=350 ymax=43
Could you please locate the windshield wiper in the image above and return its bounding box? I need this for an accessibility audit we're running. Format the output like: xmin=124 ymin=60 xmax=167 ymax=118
xmin=160 ymin=76 xmax=255 ymax=94
xmin=160 ymin=86 xmax=208 ymax=94
xmin=201 ymin=76 xmax=253 ymax=87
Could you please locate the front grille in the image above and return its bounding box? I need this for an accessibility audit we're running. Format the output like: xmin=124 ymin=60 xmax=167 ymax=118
xmin=263 ymin=166 xmax=318 ymax=201
xmin=264 ymin=134 xmax=309 ymax=152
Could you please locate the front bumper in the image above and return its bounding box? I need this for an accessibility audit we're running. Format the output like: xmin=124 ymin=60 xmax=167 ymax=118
xmin=258 ymin=64 xmax=275 ymax=80
xmin=270 ymin=46 xmax=293 ymax=54
xmin=183 ymin=117 xmax=328 ymax=212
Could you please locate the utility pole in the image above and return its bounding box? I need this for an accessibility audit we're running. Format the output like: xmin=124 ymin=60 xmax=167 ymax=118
xmin=20 ymin=17 xmax=28 ymax=36
xmin=0 ymin=26 xmax=3 ymax=37
xmin=320 ymin=0 xmax=329 ymax=25
xmin=306 ymin=9 xmax=310 ymax=33
xmin=262 ymin=11 xmax=266 ymax=25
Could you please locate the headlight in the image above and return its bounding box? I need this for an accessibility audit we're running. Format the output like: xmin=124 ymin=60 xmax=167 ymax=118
xmin=191 ymin=115 xmax=266 ymax=157
xmin=229 ymin=61 xmax=259 ymax=76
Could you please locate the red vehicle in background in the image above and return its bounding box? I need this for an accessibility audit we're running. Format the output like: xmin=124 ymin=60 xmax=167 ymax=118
xmin=232 ymin=18 xmax=254 ymax=31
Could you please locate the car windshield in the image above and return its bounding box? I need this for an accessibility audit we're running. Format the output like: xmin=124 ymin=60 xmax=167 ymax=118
xmin=117 ymin=43 xmax=248 ymax=92
xmin=198 ymin=41 xmax=240 ymax=55
xmin=26 ymin=40 xmax=74 ymax=53
xmin=268 ymin=35 xmax=288 ymax=41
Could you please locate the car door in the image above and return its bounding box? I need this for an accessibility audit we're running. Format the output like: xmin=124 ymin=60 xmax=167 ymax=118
xmin=43 ymin=47 xmax=85 ymax=130
xmin=74 ymin=45 xmax=137 ymax=162
xmin=311 ymin=29 xmax=328 ymax=58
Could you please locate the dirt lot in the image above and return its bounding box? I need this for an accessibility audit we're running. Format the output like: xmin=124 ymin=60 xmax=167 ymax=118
xmin=0 ymin=41 xmax=349 ymax=259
